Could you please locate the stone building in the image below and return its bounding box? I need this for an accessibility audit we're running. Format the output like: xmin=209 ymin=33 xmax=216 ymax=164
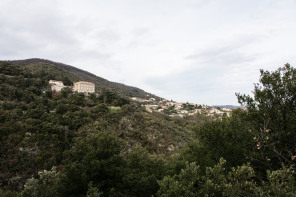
xmin=51 ymin=85 xmax=67 ymax=92
xmin=49 ymin=80 xmax=68 ymax=92
xmin=73 ymin=81 xmax=95 ymax=93
xmin=49 ymin=80 xmax=64 ymax=86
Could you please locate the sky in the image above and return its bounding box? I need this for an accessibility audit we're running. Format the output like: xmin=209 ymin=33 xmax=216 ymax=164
xmin=1 ymin=0 xmax=296 ymax=105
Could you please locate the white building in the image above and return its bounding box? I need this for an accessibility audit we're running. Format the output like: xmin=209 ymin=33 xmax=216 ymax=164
xmin=73 ymin=81 xmax=95 ymax=93
xmin=51 ymin=85 xmax=66 ymax=92
xmin=49 ymin=80 xmax=68 ymax=92
xmin=49 ymin=80 xmax=64 ymax=86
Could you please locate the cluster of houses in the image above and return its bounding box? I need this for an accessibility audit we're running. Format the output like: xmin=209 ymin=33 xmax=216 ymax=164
xmin=131 ymin=97 xmax=232 ymax=118
xmin=49 ymin=80 xmax=95 ymax=93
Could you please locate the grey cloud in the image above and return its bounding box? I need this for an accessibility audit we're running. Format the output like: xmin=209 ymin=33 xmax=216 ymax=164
xmin=146 ymin=66 xmax=223 ymax=96
xmin=132 ymin=27 xmax=150 ymax=37
xmin=145 ymin=69 xmax=239 ymax=105
xmin=127 ymin=27 xmax=155 ymax=48
xmin=185 ymin=35 xmax=263 ymax=68
xmin=95 ymin=30 xmax=121 ymax=42
xmin=186 ymin=49 xmax=253 ymax=66
xmin=0 ymin=26 xmax=44 ymax=58
xmin=0 ymin=2 xmax=74 ymax=52
xmin=79 ymin=50 xmax=111 ymax=60
xmin=186 ymin=0 xmax=214 ymax=9
xmin=146 ymin=42 xmax=258 ymax=105
xmin=0 ymin=0 xmax=116 ymax=63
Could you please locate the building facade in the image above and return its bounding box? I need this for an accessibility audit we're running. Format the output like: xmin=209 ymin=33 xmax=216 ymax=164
xmin=73 ymin=81 xmax=95 ymax=93
xmin=49 ymin=80 xmax=68 ymax=92
xmin=49 ymin=80 xmax=64 ymax=86
xmin=51 ymin=85 xmax=66 ymax=92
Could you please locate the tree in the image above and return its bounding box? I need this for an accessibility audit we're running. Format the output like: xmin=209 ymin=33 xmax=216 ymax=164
xmin=55 ymin=103 xmax=68 ymax=114
xmin=62 ymin=77 xmax=72 ymax=86
xmin=59 ymin=132 xmax=125 ymax=196
xmin=180 ymin=109 xmax=254 ymax=171
xmin=157 ymin=162 xmax=200 ymax=197
xmin=157 ymin=158 xmax=295 ymax=196
xmin=60 ymin=87 xmax=72 ymax=98
xmin=123 ymin=147 xmax=166 ymax=197
xmin=21 ymin=167 xmax=60 ymax=197
xmin=157 ymin=159 xmax=261 ymax=197
xmin=88 ymin=93 xmax=98 ymax=105
xmin=91 ymin=104 xmax=109 ymax=119
xmin=0 ymin=62 xmax=22 ymax=76
xmin=98 ymin=89 xmax=130 ymax=106
xmin=236 ymin=64 xmax=296 ymax=170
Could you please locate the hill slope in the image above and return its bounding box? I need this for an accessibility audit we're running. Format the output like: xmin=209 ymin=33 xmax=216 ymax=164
xmin=0 ymin=61 xmax=200 ymax=192
xmin=5 ymin=58 xmax=158 ymax=99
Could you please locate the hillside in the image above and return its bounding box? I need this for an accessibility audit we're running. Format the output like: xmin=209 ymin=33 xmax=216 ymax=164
xmin=1 ymin=61 xmax=295 ymax=196
xmin=5 ymin=58 xmax=159 ymax=100
xmin=0 ymin=61 xmax=199 ymax=194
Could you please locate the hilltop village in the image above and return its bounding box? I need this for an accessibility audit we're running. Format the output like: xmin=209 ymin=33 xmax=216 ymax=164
xmin=49 ymin=80 xmax=232 ymax=118
xmin=131 ymin=97 xmax=233 ymax=118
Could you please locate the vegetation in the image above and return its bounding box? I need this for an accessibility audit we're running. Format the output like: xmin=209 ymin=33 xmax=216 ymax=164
xmin=0 ymin=61 xmax=295 ymax=196
xmin=236 ymin=64 xmax=296 ymax=172
xmin=8 ymin=58 xmax=158 ymax=99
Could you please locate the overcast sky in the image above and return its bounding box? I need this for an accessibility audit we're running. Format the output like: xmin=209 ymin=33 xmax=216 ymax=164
xmin=1 ymin=0 xmax=296 ymax=105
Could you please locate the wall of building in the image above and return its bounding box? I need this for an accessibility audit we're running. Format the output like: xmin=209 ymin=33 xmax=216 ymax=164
xmin=73 ymin=81 xmax=95 ymax=93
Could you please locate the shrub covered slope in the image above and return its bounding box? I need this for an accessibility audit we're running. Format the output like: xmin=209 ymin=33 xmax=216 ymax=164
xmin=0 ymin=61 xmax=295 ymax=196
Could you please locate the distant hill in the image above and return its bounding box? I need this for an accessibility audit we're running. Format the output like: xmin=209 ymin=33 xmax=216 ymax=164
xmin=211 ymin=105 xmax=241 ymax=109
xmin=3 ymin=58 xmax=159 ymax=100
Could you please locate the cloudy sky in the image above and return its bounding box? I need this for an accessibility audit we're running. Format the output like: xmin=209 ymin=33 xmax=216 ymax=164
xmin=1 ymin=0 xmax=296 ymax=105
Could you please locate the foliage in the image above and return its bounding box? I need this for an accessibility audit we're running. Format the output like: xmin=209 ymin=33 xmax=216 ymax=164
xmin=157 ymin=162 xmax=200 ymax=197
xmin=0 ymin=189 xmax=19 ymax=197
xmin=158 ymin=159 xmax=257 ymax=196
xmin=98 ymin=89 xmax=130 ymax=106
xmin=86 ymin=182 xmax=103 ymax=197
xmin=201 ymin=159 xmax=260 ymax=196
xmin=180 ymin=109 xmax=254 ymax=171
xmin=181 ymin=102 xmax=197 ymax=111
xmin=60 ymin=87 xmax=72 ymax=98
xmin=236 ymin=64 xmax=296 ymax=170
xmin=263 ymin=165 xmax=296 ymax=196
xmin=91 ymin=104 xmax=109 ymax=118
xmin=0 ymin=62 xmax=22 ymax=76
xmin=158 ymin=158 xmax=295 ymax=196
xmin=163 ymin=105 xmax=177 ymax=114
xmin=58 ymin=132 xmax=125 ymax=196
xmin=123 ymin=147 xmax=166 ymax=197
xmin=21 ymin=167 xmax=60 ymax=197
xmin=24 ymin=62 xmax=77 ymax=85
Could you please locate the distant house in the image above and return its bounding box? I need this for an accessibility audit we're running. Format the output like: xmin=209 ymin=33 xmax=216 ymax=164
xmin=49 ymin=80 xmax=69 ymax=92
xmin=49 ymin=80 xmax=64 ymax=86
xmin=51 ymin=85 xmax=65 ymax=92
xmin=73 ymin=81 xmax=95 ymax=93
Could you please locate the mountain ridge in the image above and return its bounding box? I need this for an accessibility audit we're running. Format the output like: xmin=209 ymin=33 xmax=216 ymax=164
xmin=211 ymin=105 xmax=241 ymax=109
xmin=2 ymin=58 xmax=159 ymax=100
